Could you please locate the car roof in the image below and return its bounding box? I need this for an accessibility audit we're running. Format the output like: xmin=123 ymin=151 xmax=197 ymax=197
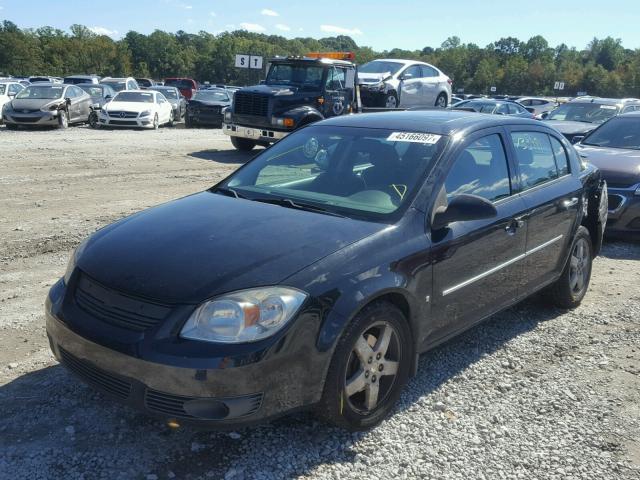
xmin=618 ymin=111 xmax=640 ymax=117
xmin=27 ymin=82 xmax=66 ymax=86
xmin=371 ymin=59 xmax=422 ymax=66
xmin=568 ymin=97 xmax=640 ymax=105
xmin=320 ymin=110 xmax=543 ymax=136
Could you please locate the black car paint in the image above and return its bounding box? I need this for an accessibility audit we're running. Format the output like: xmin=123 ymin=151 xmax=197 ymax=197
xmin=186 ymin=93 xmax=231 ymax=127
xmin=46 ymin=111 xmax=605 ymax=427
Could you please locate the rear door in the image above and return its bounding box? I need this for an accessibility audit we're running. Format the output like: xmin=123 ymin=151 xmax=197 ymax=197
xmin=505 ymin=127 xmax=582 ymax=292
xmin=430 ymin=129 xmax=528 ymax=338
xmin=419 ymin=65 xmax=440 ymax=105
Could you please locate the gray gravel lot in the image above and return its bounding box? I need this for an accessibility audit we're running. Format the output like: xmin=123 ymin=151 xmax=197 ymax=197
xmin=0 ymin=124 xmax=639 ymax=480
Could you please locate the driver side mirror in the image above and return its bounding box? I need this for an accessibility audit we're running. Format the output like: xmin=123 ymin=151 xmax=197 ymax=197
xmin=572 ymin=135 xmax=585 ymax=144
xmin=432 ymin=194 xmax=498 ymax=230
xmin=65 ymin=97 xmax=72 ymax=105
xmin=540 ymin=112 xmax=549 ymax=119
xmin=400 ymin=73 xmax=414 ymax=81
xmin=105 ymin=95 xmax=112 ymax=100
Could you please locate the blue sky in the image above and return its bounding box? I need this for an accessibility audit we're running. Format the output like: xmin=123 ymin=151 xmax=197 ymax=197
xmin=1 ymin=0 xmax=639 ymax=51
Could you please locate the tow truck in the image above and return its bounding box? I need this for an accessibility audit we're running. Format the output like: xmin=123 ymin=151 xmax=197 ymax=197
xmin=222 ymin=52 xmax=359 ymax=151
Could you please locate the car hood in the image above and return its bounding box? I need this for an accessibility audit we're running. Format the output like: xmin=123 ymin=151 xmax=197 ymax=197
xmin=77 ymin=191 xmax=385 ymax=303
xmin=9 ymin=98 xmax=64 ymax=110
xmin=241 ymin=84 xmax=299 ymax=96
xmin=358 ymin=72 xmax=392 ymax=84
xmin=575 ymin=145 xmax=640 ymax=187
xmin=104 ymin=101 xmax=153 ymax=112
xmin=543 ymin=120 xmax=597 ymax=135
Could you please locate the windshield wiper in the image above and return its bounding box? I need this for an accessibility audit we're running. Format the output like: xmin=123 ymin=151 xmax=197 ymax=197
xmin=215 ymin=186 xmax=246 ymax=199
xmin=252 ymin=197 xmax=348 ymax=218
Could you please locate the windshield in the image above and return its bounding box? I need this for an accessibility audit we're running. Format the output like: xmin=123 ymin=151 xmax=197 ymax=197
xmin=193 ymin=90 xmax=229 ymax=102
xmin=220 ymin=125 xmax=445 ymax=219
xmin=582 ymin=117 xmax=640 ymax=150
xmin=456 ymin=101 xmax=498 ymax=113
xmin=359 ymin=61 xmax=404 ymax=76
xmin=165 ymin=79 xmax=194 ymax=89
xmin=265 ymin=64 xmax=324 ymax=89
xmin=547 ymin=102 xmax=619 ymax=124
xmin=113 ymin=92 xmax=154 ymax=103
xmin=16 ymin=85 xmax=64 ymax=100
xmin=102 ymin=81 xmax=127 ymax=92
xmin=79 ymin=86 xmax=103 ymax=97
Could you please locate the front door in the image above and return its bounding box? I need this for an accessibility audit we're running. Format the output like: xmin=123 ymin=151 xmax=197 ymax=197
xmin=429 ymin=129 xmax=528 ymax=339
xmin=323 ymin=66 xmax=352 ymax=117
xmin=505 ymin=128 xmax=583 ymax=291
xmin=398 ymin=65 xmax=423 ymax=108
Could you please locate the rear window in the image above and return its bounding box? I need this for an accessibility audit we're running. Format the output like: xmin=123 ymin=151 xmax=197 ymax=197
xmin=165 ymin=79 xmax=194 ymax=89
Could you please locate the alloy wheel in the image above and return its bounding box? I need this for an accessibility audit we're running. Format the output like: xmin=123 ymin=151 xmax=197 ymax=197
xmin=436 ymin=94 xmax=447 ymax=108
xmin=344 ymin=321 xmax=401 ymax=413
xmin=569 ymin=238 xmax=590 ymax=295
xmin=385 ymin=95 xmax=398 ymax=109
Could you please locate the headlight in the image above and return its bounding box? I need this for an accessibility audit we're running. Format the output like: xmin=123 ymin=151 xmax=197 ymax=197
xmin=271 ymin=117 xmax=294 ymax=127
xmin=180 ymin=287 xmax=307 ymax=343
xmin=223 ymin=108 xmax=232 ymax=122
xmin=140 ymin=110 xmax=152 ymax=117
xmin=366 ymin=82 xmax=385 ymax=91
xmin=63 ymin=238 xmax=89 ymax=285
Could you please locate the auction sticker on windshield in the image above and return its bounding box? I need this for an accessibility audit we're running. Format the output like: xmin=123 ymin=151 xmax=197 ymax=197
xmin=387 ymin=132 xmax=441 ymax=143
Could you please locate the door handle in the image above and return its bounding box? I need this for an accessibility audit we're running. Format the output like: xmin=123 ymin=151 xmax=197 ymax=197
xmin=562 ymin=197 xmax=579 ymax=208
xmin=504 ymin=217 xmax=525 ymax=234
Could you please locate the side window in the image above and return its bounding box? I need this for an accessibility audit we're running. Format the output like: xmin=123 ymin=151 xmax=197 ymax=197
xmin=496 ymin=103 xmax=510 ymax=115
xmin=402 ymin=65 xmax=422 ymax=80
xmin=507 ymin=104 xmax=519 ymax=114
xmin=10 ymin=84 xmax=22 ymax=95
xmin=549 ymin=136 xmax=570 ymax=175
xmin=421 ymin=65 xmax=438 ymax=78
xmin=444 ymin=134 xmax=511 ymax=202
xmin=325 ymin=68 xmax=346 ymax=90
xmin=511 ymin=132 xmax=559 ymax=189
xmin=520 ymin=99 xmax=532 ymax=106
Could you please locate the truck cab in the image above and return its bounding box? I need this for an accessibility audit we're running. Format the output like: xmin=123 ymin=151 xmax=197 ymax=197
xmin=223 ymin=53 xmax=357 ymax=151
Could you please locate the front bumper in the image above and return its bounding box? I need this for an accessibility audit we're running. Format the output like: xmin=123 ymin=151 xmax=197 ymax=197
xmin=3 ymin=110 xmax=60 ymax=126
xmin=99 ymin=113 xmax=154 ymax=129
xmin=45 ymin=278 xmax=328 ymax=427
xmin=222 ymin=122 xmax=289 ymax=142
xmin=606 ymin=185 xmax=640 ymax=235
xmin=188 ymin=110 xmax=223 ymax=126
xmin=359 ymin=87 xmax=387 ymax=107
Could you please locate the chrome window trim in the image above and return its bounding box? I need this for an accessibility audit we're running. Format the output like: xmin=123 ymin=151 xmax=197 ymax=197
xmin=442 ymin=234 xmax=564 ymax=296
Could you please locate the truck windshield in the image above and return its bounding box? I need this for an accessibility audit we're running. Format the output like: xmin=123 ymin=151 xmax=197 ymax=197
xmin=265 ymin=64 xmax=324 ymax=90
xmin=220 ymin=125 xmax=445 ymax=220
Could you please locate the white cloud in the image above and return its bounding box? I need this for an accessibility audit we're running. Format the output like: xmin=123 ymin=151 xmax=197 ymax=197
xmin=320 ymin=24 xmax=363 ymax=36
xmin=261 ymin=8 xmax=278 ymax=16
xmin=89 ymin=26 xmax=119 ymax=37
xmin=275 ymin=24 xmax=291 ymax=31
xmin=240 ymin=22 xmax=266 ymax=32
xmin=209 ymin=11 xmax=216 ymax=17
xmin=178 ymin=2 xmax=192 ymax=9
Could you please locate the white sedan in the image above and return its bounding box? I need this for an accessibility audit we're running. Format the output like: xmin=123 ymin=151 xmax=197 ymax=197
xmin=98 ymin=90 xmax=174 ymax=129
xmin=0 ymin=81 xmax=25 ymax=122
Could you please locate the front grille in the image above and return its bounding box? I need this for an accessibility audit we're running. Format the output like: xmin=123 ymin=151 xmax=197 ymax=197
xmin=74 ymin=273 xmax=172 ymax=332
xmin=108 ymin=111 xmax=138 ymax=118
xmin=193 ymin=106 xmax=221 ymax=115
xmin=12 ymin=116 xmax=41 ymax=123
xmin=145 ymin=389 xmax=195 ymax=418
xmin=109 ymin=120 xmax=139 ymax=126
xmin=234 ymin=92 xmax=269 ymax=116
xmin=59 ymin=347 xmax=131 ymax=399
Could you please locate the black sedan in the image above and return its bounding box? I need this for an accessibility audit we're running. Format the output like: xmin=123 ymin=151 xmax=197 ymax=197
xmin=78 ymin=83 xmax=117 ymax=128
xmin=148 ymin=86 xmax=186 ymax=122
xmin=452 ymin=99 xmax=535 ymax=118
xmin=46 ymin=111 xmax=606 ymax=430
xmin=574 ymin=112 xmax=640 ymax=237
xmin=185 ymin=89 xmax=231 ymax=128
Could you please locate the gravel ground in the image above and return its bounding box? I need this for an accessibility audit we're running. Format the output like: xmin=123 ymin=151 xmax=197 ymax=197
xmin=0 ymin=124 xmax=639 ymax=480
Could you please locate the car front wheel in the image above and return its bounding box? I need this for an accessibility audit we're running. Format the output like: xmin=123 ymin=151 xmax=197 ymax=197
xmin=384 ymin=92 xmax=398 ymax=109
xmin=544 ymin=226 xmax=593 ymax=309
xmin=58 ymin=110 xmax=69 ymax=129
xmin=318 ymin=301 xmax=413 ymax=431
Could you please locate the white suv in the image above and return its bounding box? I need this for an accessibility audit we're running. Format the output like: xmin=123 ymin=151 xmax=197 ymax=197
xmin=358 ymin=59 xmax=452 ymax=109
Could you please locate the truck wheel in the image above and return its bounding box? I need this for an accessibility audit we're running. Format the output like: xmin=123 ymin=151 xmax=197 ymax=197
xmin=317 ymin=301 xmax=413 ymax=431
xmin=58 ymin=110 xmax=69 ymax=129
xmin=543 ymin=226 xmax=593 ymax=309
xmin=384 ymin=92 xmax=398 ymax=109
xmin=435 ymin=93 xmax=448 ymax=108
xmin=231 ymin=136 xmax=257 ymax=152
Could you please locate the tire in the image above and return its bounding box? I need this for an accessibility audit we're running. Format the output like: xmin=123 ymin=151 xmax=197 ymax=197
xmin=58 ymin=110 xmax=69 ymax=129
xmin=153 ymin=113 xmax=159 ymax=130
xmin=230 ymin=136 xmax=257 ymax=152
xmin=5 ymin=123 xmax=18 ymax=130
xmin=168 ymin=110 xmax=175 ymax=127
xmin=317 ymin=301 xmax=413 ymax=431
xmin=435 ymin=93 xmax=448 ymax=108
xmin=88 ymin=111 xmax=99 ymax=129
xmin=384 ymin=92 xmax=399 ymax=109
xmin=185 ymin=115 xmax=192 ymax=128
xmin=544 ymin=226 xmax=593 ymax=309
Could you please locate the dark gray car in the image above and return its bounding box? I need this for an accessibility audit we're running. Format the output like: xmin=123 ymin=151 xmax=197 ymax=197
xmin=3 ymin=83 xmax=92 ymax=129
xmin=148 ymin=86 xmax=186 ymax=121
xmin=574 ymin=112 xmax=640 ymax=236
xmin=79 ymin=83 xmax=117 ymax=128
xmin=452 ymin=99 xmax=534 ymax=118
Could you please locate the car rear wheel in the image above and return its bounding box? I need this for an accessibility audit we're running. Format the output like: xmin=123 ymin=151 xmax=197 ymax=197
xmin=318 ymin=301 xmax=412 ymax=431
xmin=58 ymin=110 xmax=69 ymax=129
xmin=185 ymin=115 xmax=193 ymax=128
xmin=544 ymin=226 xmax=593 ymax=309
xmin=231 ymin=136 xmax=257 ymax=152
xmin=435 ymin=93 xmax=448 ymax=108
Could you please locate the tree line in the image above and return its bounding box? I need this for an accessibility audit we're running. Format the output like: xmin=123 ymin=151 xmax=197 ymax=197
xmin=1 ymin=20 xmax=639 ymax=97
